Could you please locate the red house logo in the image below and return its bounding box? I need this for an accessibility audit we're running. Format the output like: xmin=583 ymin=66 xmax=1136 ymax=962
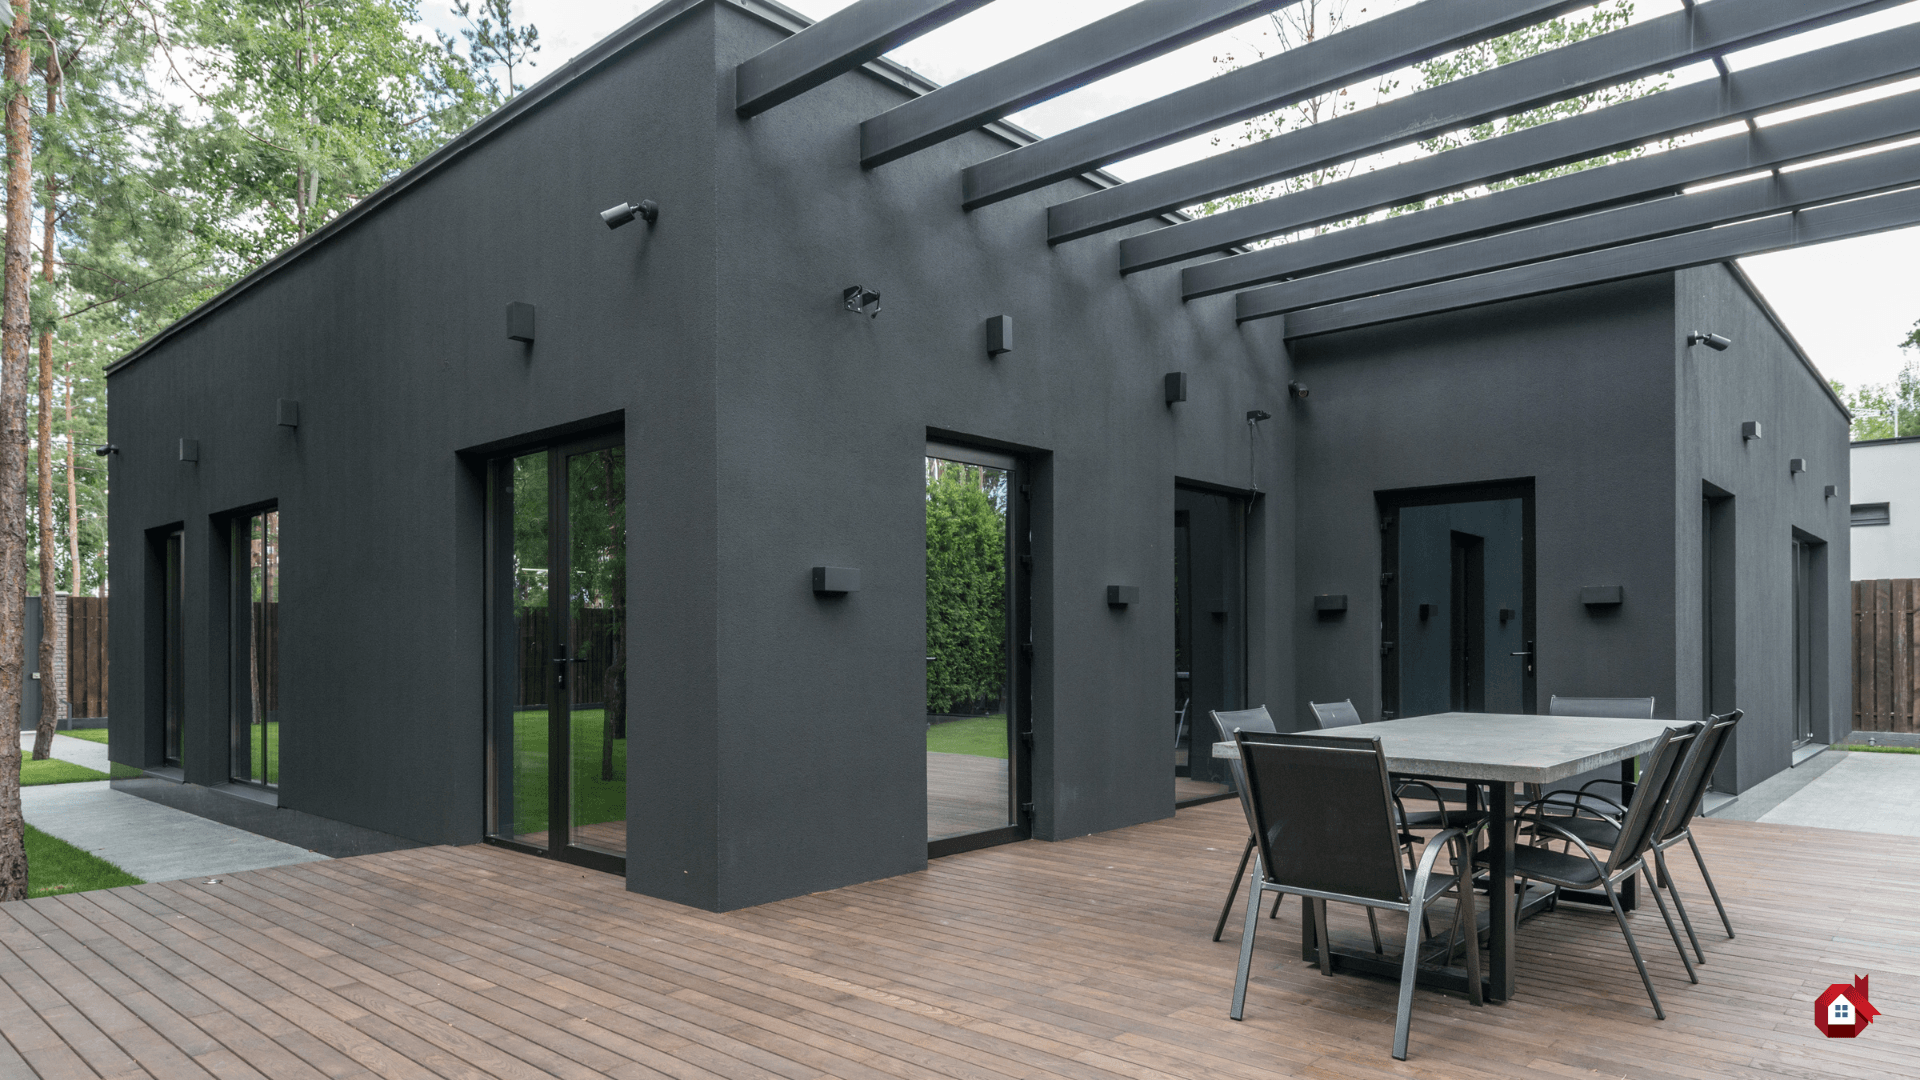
xmin=1815 ymin=976 xmax=1880 ymax=1038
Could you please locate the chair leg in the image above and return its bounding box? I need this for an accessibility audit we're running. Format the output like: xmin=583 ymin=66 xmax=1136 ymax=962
xmin=1456 ymin=855 xmax=1483 ymax=1007
xmin=1393 ymin=895 xmax=1427 ymax=1061
xmin=1654 ymin=847 xmax=1704 ymax=964
xmin=1643 ymin=865 xmax=1697 ymax=985
xmin=1270 ymin=891 xmax=1284 ymax=919
xmin=1604 ymin=878 xmax=1665 ymax=1020
xmin=1686 ymin=830 xmax=1734 ymax=939
xmin=1314 ymin=898 xmax=1334 ymax=976
xmin=1367 ymin=907 xmax=1384 ymax=954
xmin=1229 ymin=858 xmax=1265 ymax=1020
xmin=1213 ymin=835 xmax=1255 ymax=942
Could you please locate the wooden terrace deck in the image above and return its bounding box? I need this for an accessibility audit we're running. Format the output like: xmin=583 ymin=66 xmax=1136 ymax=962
xmin=1 ymin=802 xmax=1915 ymax=1079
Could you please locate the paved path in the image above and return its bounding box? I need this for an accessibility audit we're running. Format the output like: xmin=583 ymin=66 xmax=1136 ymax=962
xmin=17 ymin=732 xmax=330 ymax=882
xmin=1758 ymin=751 xmax=1920 ymax=837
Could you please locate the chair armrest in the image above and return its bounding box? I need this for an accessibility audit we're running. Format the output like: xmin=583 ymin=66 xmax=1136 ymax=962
xmin=1518 ymin=815 xmax=1613 ymax=877
xmin=1523 ymin=790 xmax=1628 ymax=821
xmin=1393 ymin=778 xmax=1451 ymax=829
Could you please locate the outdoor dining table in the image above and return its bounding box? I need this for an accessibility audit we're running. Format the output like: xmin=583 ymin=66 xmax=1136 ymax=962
xmin=1212 ymin=711 xmax=1681 ymax=1002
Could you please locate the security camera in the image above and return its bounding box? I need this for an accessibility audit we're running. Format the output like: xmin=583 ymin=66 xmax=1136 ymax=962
xmin=1687 ymin=331 xmax=1732 ymax=352
xmin=601 ymin=199 xmax=659 ymax=229
xmin=1288 ymin=381 xmax=1310 ymax=400
xmin=93 ymin=444 xmax=118 ymax=457
xmin=1247 ymin=410 xmax=1272 ymax=424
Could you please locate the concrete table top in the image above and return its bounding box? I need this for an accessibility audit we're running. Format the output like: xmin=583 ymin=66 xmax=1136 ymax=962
xmin=1210 ymin=712 xmax=1684 ymax=784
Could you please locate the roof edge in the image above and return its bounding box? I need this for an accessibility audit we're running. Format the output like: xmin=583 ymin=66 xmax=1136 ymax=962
xmin=1720 ymin=260 xmax=1853 ymax=423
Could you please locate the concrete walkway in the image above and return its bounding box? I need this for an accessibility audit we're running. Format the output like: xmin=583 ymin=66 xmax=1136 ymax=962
xmin=1757 ymin=750 xmax=1920 ymax=837
xmin=18 ymin=733 xmax=329 ymax=883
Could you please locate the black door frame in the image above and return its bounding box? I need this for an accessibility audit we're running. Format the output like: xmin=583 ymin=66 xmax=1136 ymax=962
xmin=1173 ymin=479 xmax=1251 ymax=807
xmin=162 ymin=529 xmax=186 ymax=767
xmin=484 ymin=428 xmax=626 ymax=877
xmin=1379 ymin=478 xmax=1536 ymax=720
xmin=225 ymin=504 xmax=281 ymax=790
xmin=925 ymin=440 xmax=1033 ymax=859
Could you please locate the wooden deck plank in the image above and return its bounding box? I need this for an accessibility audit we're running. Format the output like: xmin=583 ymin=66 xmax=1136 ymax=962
xmin=3 ymin=806 xmax=1919 ymax=1079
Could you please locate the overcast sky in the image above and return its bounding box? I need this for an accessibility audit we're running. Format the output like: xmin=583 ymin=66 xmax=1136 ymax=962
xmin=419 ymin=0 xmax=1920 ymax=392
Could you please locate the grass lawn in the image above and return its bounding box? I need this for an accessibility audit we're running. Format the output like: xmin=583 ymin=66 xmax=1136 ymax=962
xmin=240 ymin=721 xmax=280 ymax=784
xmin=58 ymin=728 xmax=110 ymax=745
xmin=927 ymin=715 xmax=1007 ymax=758
xmin=510 ymin=709 xmax=626 ymax=836
xmin=26 ymin=824 xmax=142 ymax=898
xmin=1839 ymin=744 xmax=1920 ymax=755
xmin=20 ymin=758 xmax=145 ymax=785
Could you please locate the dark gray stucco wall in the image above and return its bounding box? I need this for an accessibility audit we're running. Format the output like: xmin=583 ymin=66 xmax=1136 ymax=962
xmin=1289 ymin=277 xmax=1680 ymax=731
xmin=698 ymin=4 xmax=1291 ymax=909
xmin=107 ymin=5 xmax=722 ymax=845
xmin=1673 ymin=264 xmax=1851 ymax=791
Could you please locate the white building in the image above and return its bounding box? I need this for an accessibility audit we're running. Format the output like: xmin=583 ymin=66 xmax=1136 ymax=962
xmin=1850 ymin=436 xmax=1920 ymax=580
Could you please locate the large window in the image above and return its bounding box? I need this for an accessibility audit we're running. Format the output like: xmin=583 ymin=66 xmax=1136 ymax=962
xmin=231 ymin=509 xmax=280 ymax=787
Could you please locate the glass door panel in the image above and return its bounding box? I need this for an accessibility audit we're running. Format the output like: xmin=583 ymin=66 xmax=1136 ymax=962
xmin=500 ymin=452 xmax=552 ymax=847
xmin=566 ymin=447 xmax=627 ymax=857
xmin=231 ymin=510 xmax=280 ymax=786
xmin=163 ymin=530 xmax=185 ymax=766
xmin=925 ymin=447 xmax=1026 ymax=853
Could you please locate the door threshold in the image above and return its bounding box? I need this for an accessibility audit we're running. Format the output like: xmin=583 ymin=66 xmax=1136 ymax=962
xmin=1791 ymin=742 xmax=1827 ymax=768
xmin=210 ymin=781 xmax=279 ymax=807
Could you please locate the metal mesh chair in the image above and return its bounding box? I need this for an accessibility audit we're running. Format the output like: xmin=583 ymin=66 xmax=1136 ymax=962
xmin=1493 ymin=722 xmax=1705 ymax=1019
xmin=1549 ymin=695 xmax=1656 ymax=719
xmin=1309 ymin=699 xmax=1363 ymax=728
xmin=1229 ymin=730 xmax=1482 ymax=1061
xmin=1311 ymin=699 xmax=1483 ymax=841
xmin=1527 ymin=710 xmax=1743 ymax=961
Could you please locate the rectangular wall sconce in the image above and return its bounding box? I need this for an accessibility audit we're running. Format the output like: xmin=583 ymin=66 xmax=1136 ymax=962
xmin=277 ymin=399 xmax=300 ymax=428
xmin=812 ymin=566 xmax=859 ymax=595
xmin=507 ymin=302 xmax=536 ymax=343
xmin=1580 ymin=585 xmax=1624 ymax=607
xmin=1418 ymin=602 xmax=1435 ymax=621
xmin=1789 ymin=458 xmax=1807 ymax=474
xmin=985 ymin=315 xmax=1012 ymax=356
xmin=1106 ymin=585 xmax=1139 ymax=608
xmin=1164 ymin=372 xmax=1187 ymax=404
xmin=179 ymin=438 xmax=199 ymax=463
xmin=1499 ymin=606 xmax=1515 ymax=624
xmin=1314 ymin=594 xmax=1347 ymax=612
xmin=1741 ymin=421 xmax=1762 ymax=441
xmin=1825 ymin=485 xmax=1837 ymax=499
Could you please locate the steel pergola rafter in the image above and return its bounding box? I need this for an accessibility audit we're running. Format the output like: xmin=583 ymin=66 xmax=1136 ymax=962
xmin=735 ymin=0 xmax=994 ymax=117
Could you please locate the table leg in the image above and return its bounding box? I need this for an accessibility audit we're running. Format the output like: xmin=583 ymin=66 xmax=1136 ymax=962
xmin=1489 ymin=782 xmax=1515 ymax=1002
xmin=1618 ymin=757 xmax=1638 ymax=912
xmin=1300 ymin=886 xmax=1321 ymax=962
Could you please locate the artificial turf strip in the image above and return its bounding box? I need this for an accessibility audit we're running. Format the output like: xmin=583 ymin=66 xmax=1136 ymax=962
xmin=58 ymin=728 xmax=109 ymax=744
xmin=1839 ymin=744 xmax=1920 ymax=755
xmin=25 ymin=824 xmax=143 ymax=898
xmin=21 ymin=758 xmax=111 ymax=785
xmin=926 ymin=716 xmax=1008 ymax=759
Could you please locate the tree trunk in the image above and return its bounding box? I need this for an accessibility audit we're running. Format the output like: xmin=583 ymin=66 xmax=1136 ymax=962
xmin=30 ymin=175 xmax=54 ymax=760
xmin=63 ymin=356 xmax=74 ymax=595
xmin=0 ymin=0 xmax=35 ymax=902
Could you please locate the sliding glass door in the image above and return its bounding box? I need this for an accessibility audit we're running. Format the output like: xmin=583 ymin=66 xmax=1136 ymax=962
xmin=488 ymin=432 xmax=628 ymax=874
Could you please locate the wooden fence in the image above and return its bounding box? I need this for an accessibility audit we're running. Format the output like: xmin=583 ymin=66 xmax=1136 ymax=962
xmin=1853 ymin=579 xmax=1918 ymax=733
xmin=514 ymin=608 xmax=625 ymax=710
xmin=67 ymin=596 xmax=108 ymax=719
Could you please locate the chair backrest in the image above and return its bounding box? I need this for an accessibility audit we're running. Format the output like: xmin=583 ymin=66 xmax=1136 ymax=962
xmin=1659 ymin=709 xmax=1742 ymax=841
xmin=1309 ymin=699 xmax=1364 ymax=729
xmin=1549 ymin=695 xmax=1656 ymax=719
xmin=1605 ymin=722 xmax=1702 ymax=874
xmin=1211 ymin=707 xmax=1277 ymax=837
xmin=1237 ymin=730 xmax=1409 ymax=905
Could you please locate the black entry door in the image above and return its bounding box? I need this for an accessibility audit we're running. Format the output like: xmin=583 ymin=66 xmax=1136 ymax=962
xmin=488 ymin=432 xmax=628 ymax=875
xmin=1381 ymin=481 xmax=1534 ymax=719
xmin=1175 ymin=485 xmax=1245 ymax=796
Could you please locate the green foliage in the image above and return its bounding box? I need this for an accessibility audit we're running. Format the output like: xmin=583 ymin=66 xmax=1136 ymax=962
xmin=925 ymin=462 xmax=1008 ymax=715
xmin=1831 ymin=359 xmax=1920 ymax=441
xmin=26 ymin=824 xmax=143 ymax=898
xmin=21 ymin=758 xmax=110 ymax=785
xmin=1838 ymin=744 xmax=1920 ymax=755
xmin=443 ymin=0 xmax=539 ymax=100
xmin=926 ymin=716 xmax=1008 ymax=759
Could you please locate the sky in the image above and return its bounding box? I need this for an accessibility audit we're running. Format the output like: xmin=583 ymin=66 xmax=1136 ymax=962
xmin=417 ymin=0 xmax=1920 ymax=392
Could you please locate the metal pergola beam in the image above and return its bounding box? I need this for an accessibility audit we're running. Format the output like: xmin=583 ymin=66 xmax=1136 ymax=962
xmin=958 ymin=0 xmax=1591 ymax=210
xmin=1183 ymin=87 xmax=1920 ymax=299
xmin=735 ymin=0 xmax=993 ymax=117
xmin=1279 ymin=182 xmax=1920 ymax=339
xmin=1063 ymin=0 xmax=1899 ymax=250
xmin=859 ymin=0 xmax=1293 ymax=169
xmin=1236 ymin=139 xmax=1920 ymax=322
xmin=1109 ymin=18 xmax=1920 ymax=273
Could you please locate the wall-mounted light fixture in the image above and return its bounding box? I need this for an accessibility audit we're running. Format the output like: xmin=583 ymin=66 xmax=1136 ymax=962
xmin=92 ymin=444 xmax=118 ymax=457
xmin=844 ymin=286 xmax=881 ymax=319
xmin=1246 ymin=410 xmax=1272 ymax=425
xmin=1418 ymin=602 xmax=1435 ymax=621
xmin=1687 ymin=331 xmax=1732 ymax=351
xmin=1106 ymin=585 xmax=1139 ymax=608
xmin=1164 ymin=372 xmax=1187 ymax=405
xmin=1825 ymin=484 xmax=1838 ymax=500
xmin=600 ymin=199 xmax=658 ymax=229
xmin=812 ymin=566 xmax=859 ymax=596
xmin=179 ymin=438 xmax=200 ymax=463
xmin=276 ymin=400 xmax=300 ymax=428
xmin=1314 ymin=594 xmax=1348 ymax=613
xmin=1741 ymin=421 xmax=1763 ymax=441
xmin=985 ymin=315 xmax=1012 ymax=357
xmin=1288 ymin=381 xmax=1310 ymax=400
xmin=507 ymin=302 xmax=536 ymax=343
xmin=1580 ymin=585 xmax=1625 ymax=607
xmin=1789 ymin=458 xmax=1807 ymax=475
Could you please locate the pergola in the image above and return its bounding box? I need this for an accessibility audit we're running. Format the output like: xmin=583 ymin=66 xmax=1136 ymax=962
xmin=735 ymin=0 xmax=1920 ymax=339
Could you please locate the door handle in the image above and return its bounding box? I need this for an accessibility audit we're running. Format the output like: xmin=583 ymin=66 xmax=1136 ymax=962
xmin=1508 ymin=651 xmax=1533 ymax=657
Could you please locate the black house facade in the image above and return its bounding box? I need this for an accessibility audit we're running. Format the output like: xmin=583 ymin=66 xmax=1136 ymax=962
xmin=106 ymin=0 xmax=1853 ymax=911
